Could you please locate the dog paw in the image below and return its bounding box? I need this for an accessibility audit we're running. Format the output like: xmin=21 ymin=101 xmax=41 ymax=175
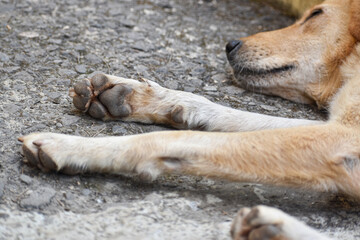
xmin=19 ymin=133 xmax=83 ymax=175
xmin=69 ymin=73 xmax=214 ymax=128
xmin=70 ymin=73 xmax=133 ymax=120
xmin=231 ymin=206 xmax=291 ymax=240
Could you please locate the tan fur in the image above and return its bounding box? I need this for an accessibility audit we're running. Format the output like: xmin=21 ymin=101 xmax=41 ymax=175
xmin=230 ymin=0 xmax=359 ymax=108
xmin=19 ymin=1 xmax=360 ymax=239
xmin=350 ymin=0 xmax=360 ymax=41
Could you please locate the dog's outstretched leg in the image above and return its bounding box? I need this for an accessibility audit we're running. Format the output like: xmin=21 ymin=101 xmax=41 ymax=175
xmin=230 ymin=205 xmax=331 ymax=240
xmin=69 ymin=73 xmax=320 ymax=132
xmin=19 ymin=123 xmax=360 ymax=198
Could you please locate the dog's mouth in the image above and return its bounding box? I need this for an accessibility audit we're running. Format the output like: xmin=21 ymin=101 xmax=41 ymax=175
xmin=235 ymin=64 xmax=295 ymax=76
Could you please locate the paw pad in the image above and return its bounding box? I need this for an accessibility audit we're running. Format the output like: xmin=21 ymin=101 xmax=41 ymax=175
xmin=70 ymin=73 xmax=133 ymax=120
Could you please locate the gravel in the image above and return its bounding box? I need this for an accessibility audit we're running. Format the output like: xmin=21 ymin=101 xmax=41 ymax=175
xmin=19 ymin=174 xmax=33 ymax=185
xmin=20 ymin=186 xmax=56 ymax=208
xmin=0 ymin=0 xmax=358 ymax=239
xmin=0 ymin=177 xmax=5 ymax=199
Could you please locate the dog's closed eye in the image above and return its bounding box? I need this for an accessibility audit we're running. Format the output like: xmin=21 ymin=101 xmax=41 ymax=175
xmin=303 ymin=8 xmax=324 ymax=24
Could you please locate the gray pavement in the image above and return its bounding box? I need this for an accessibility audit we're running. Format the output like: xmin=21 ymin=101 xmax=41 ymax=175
xmin=0 ymin=0 xmax=359 ymax=239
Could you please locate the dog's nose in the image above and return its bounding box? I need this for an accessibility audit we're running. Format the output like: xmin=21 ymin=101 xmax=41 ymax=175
xmin=226 ymin=40 xmax=243 ymax=54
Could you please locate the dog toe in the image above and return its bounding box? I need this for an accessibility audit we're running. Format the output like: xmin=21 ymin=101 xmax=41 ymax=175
xmin=22 ymin=144 xmax=39 ymax=167
xmin=231 ymin=206 xmax=288 ymax=240
xmin=88 ymin=100 xmax=108 ymax=119
xmin=71 ymin=79 xmax=92 ymax=111
xmin=91 ymin=73 xmax=113 ymax=94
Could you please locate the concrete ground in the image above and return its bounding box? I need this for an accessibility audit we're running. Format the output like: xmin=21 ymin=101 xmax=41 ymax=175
xmin=0 ymin=0 xmax=359 ymax=239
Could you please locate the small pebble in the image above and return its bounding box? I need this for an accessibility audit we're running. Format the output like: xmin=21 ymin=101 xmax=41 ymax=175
xmin=203 ymin=86 xmax=217 ymax=91
xmin=19 ymin=174 xmax=33 ymax=185
xmin=18 ymin=31 xmax=39 ymax=38
xmin=75 ymin=65 xmax=87 ymax=74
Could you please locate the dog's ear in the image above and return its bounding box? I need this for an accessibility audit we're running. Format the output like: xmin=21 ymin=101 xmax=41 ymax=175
xmin=349 ymin=0 xmax=360 ymax=41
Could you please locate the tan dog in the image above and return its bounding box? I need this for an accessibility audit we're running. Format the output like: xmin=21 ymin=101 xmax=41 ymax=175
xmin=19 ymin=0 xmax=360 ymax=239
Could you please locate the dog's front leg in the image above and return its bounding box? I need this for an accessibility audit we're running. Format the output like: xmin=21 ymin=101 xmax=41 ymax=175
xmin=20 ymin=124 xmax=360 ymax=198
xmin=70 ymin=73 xmax=320 ymax=132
